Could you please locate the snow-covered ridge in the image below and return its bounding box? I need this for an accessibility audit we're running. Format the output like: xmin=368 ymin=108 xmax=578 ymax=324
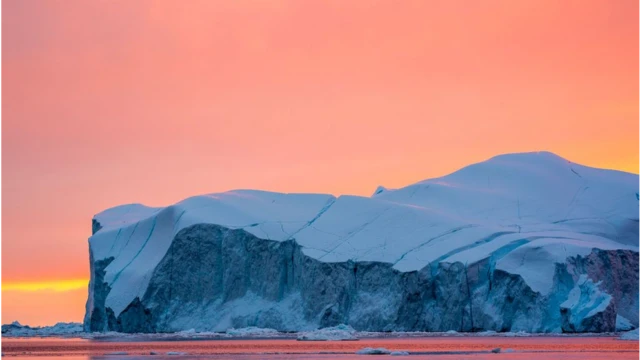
xmin=85 ymin=151 xmax=639 ymax=333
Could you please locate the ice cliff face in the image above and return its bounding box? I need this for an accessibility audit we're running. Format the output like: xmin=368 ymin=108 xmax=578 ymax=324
xmin=84 ymin=152 xmax=639 ymax=333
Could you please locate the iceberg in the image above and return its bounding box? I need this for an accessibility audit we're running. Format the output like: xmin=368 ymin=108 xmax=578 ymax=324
xmin=2 ymin=322 xmax=84 ymax=337
xmin=84 ymin=152 xmax=638 ymax=333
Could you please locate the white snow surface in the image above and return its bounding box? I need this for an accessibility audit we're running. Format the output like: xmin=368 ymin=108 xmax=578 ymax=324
xmin=89 ymin=151 xmax=639 ymax=316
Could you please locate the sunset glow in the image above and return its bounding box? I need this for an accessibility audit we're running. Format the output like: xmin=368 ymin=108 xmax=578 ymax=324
xmin=2 ymin=0 xmax=638 ymax=326
xmin=2 ymin=279 xmax=88 ymax=293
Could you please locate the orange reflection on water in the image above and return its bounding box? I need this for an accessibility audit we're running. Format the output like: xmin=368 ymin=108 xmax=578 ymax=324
xmin=3 ymin=336 xmax=638 ymax=359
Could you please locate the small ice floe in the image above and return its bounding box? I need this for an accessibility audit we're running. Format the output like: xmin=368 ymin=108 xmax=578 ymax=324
xmin=390 ymin=350 xmax=410 ymax=356
xmin=105 ymin=352 xmax=128 ymax=355
xmin=356 ymin=347 xmax=392 ymax=355
xmin=491 ymin=347 xmax=501 ymax=353
xmin=297 ymin=324 xmax=358 ymax=341
xmin=619 ymin=328 xmax=639 ymax=341
xmin=504 ymin=348 xmax=515 ymax=353
xmin=150 ymin=351 xmax=160 ymax=355
xmin=166 ymin=351 xmax=188 ymax=355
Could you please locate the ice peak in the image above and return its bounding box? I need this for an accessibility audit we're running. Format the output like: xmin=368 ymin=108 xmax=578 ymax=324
xmin=372 ymin=186 xmax=388 ymax=196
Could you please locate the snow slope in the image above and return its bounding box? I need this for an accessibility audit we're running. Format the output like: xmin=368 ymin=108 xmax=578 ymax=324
xmin=85 ymin=152 xmax=638 ymax=333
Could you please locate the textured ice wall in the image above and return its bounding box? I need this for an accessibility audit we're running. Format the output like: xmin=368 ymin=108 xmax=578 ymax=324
xmin=86 ymin=223 xmax=638 ymax=333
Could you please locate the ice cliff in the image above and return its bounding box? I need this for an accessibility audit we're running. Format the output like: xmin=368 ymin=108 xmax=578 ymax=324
xmin=84 ymin=152 xmax=639 ymax=333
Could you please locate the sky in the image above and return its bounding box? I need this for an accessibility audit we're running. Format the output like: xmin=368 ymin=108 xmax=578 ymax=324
xmin=2 ymin=0 xmax=638 ymax=326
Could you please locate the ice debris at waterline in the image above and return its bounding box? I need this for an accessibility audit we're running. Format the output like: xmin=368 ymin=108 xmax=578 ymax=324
xmin=226 ymin=326 xmax=279 ymax=337
xmin=297 ymin=324 xmax=358 ymax=341
xmin=84 ymin=152 xmax=639 ymax=333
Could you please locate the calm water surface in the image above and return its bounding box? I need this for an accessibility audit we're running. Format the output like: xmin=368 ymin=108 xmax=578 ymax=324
xmin=3 ymin=336 xmax=638 ymax=359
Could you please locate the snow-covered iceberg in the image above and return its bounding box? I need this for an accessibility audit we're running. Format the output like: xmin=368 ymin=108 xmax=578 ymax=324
xmin=84 ymin=152 xmax=638 ymax=333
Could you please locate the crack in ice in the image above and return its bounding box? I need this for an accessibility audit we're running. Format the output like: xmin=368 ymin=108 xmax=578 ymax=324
xmin=111 ymin=217 xmax=158 ymax=286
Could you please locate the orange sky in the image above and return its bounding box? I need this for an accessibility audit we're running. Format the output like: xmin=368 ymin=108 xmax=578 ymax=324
xmin=2 ymin=0 xmax=638 ymax=326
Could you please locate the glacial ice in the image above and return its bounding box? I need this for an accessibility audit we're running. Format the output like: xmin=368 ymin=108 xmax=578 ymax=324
xmin=560 ymin=275 xmax=614 ymax=332
xmin=619 ymin=328 xmax=639 ymax=341
xmin=616 ymin=315 xmax=634 ymax=332
xmin=84 ymin=152 xmax=639 ymax=333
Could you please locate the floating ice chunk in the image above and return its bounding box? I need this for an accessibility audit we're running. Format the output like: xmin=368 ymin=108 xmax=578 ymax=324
xmin=166 ymin=351 xmax=187 ymax=355
xmin=298 ymin=324 xmax=357 ymax=341
xmin=356 ymin=347 xmax=392 ymax=355
xmin=390 ymin=350 xmax=410 ymax=356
